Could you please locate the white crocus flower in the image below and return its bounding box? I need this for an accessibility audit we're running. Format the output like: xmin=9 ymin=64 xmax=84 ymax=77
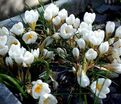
xmin=58 ymin=9 xmax=68 ymax=20
xmin=0 ymin=44 xmax=8 ymax=56
xmin=0 ymin=27 xmax=9 ymax=36
xmin=72 ymin=47 xmax=80 ymax=59
xmin=99 ymin=41 xmax=109 ymax=54
xmin=52 ymin=16 xmax=61 ymax=26
xmin=44 ymin=10 xmax=53 ymax=21
xmin=45 ymin=3 xmax=59 ymax=17
xmin=73 ymin=18 xmax=80 ymax=29
xmin=0 ymin=35 xmax=7 ymax=45
xmin=31 ymin=48 xmax=40 ymax=58
xmin=5 ymin=57 xmax=13 ymax=67
xmin=83 ymin=12 xmax=96 ymax=24
xmin=77 ymin=70 xmax=90 ymax=88
xmin=115 ymin=26 xmax=121 ymax=38
xmin=22 ymin=31 xmax=38 ymax=44
xmin=89 ymin=30 xmax=105 ymax=46
xmin=78 ymin=22 xmax=92 ymax=36
xmin=76 ymin=38 xmax=85 ymax=49
xmin=66 ymin=14 xmax=75 ymax=25
xmin=60 ymin=23 xmax=76 ymax=39
xmin=7 ymin=36 xmax=20 ymax=48
xmin=10 ymin=22 xmax=24 ymax=35
xmin=25 ymin=10 xmax=39 ymax=23
xmin=106 ymin=21 xmax=115 ymax=34
xmin=23 ymin=51 xmax=34 ymax=67
xmin=25 ymin=10 xmax=39 ymax=30
xmin=90 ymin=78 xmax=111 ymax=99
xmin=39 ymin=93 xmax=58 ymax=104
xmin=32 ymin=80 xmax=51 ymax=99
xmin=85 ymin=48 xmax=97 ymax=61
xmin=8 ymin=45 xmax=26 ymax=65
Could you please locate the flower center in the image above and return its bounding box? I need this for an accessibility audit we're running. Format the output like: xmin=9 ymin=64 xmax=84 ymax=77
xmin=96 ymin=83 xmax=102 ymax=91
xmin=11 ymin=42 xmax=18 ymax=45
xmin=34 ymin=84 xmax=42 ymax=93
xmin=43 ymin=98 xmax=49 ymax=104
xmin=26 ymin=34 xmax=33 ymax=41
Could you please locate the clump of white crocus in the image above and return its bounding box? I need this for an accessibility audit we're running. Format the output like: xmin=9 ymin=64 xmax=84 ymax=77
xmin=25 ymin=10 xmax=39 ymax=30
xmin=77 ymin=70 xmax=90 ymax=88
xmin=90 ymin=78 xmax=111 ymax=99
xmin=0 ymin=44 xmax=8 ymax=56
xmin=58 ymin=9 xmax=68 ymax=21
xmin=31 ymin=48 xmax=40 ymax=58
xmin=72 ymin=47 xmax=80 ymax=60
xmin=43 ymin=49 xmax=55 ymax=60
xmin=85 ymin=48 xmax=97 ymax=61
xmin=73 ymin=18 xmax=80 ymax=29
xmin=99 ymin=41 xmax=109 ymax=54
xmin=52 ymin=16 xmax=61 ymax=26
xmin=7 ymin=36 xmax=20 ymax=48
xmin=60 ymin=23 xmax=76 ymax=39
xmin=0 ymin=27 xmax=9 ymax=36
xmin=23 ymin=51 xmax=34 ymax=67
xmin=76 ymin=38 xmax=86 ymax=49
xmin=83 ymin=12 xmax=96 ymax=24
xmin=115 ymin=26 xmax=121 ymax=38
xmin=5 ymin=57 xmax=13 ymax=67
xmin=106 ymin=21 xmax=115 ymax=35
xmin=66 ymin=14 xmax=75 ymax=25
xmin=32 ymin=80 xmax=51 ymax=99
xmin=10 ymin=22 xmax=24 ymax=35
xmin=39 ymin=93 xmax=58 ymax=104
xmin=22 ymin=31 xmax=38 ymax=44
xmin=89 ymin=30 xmax=105 ymax=46
xmin=44 ymin=3 xmax=59 ymax=21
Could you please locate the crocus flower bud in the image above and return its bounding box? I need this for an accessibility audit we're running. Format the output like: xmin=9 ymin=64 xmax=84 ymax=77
xmin=77 ymin=71 xmax=90 ymax=88
xmin=106 ymin=21 xmax=115 ymax=34
xmin=85 ymin=48 xmax=97 ymax=61
xmin=76 ymin=38 xmax=85 ymax=49
xmin=73 ymin=18 xmax=80 ymax=29
xmin=83 ymin=12 xmax=96 ymax=24
xmin=52 ymin=16 xmax=61 ymax=26
xmin=72 ymin=47 xmax=80 ymax=60
xmin=58 ymin=9 xmax=68 ymax=20
xmin=66 ymin=14 xmax=75 ymax=25
xmin=99 ymin=41 xmax=109 ymax=54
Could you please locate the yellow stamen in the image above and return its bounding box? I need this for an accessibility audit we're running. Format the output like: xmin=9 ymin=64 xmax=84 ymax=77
xmin=26 ymin=34 xmax=33 ymax=41
xmin=96 ymin=83 xmax=102 ymax=91
xmin=11 ymin=42 xmax=18 ymax=45
xmin=35 ymin=84 xmax=42 ymax=93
